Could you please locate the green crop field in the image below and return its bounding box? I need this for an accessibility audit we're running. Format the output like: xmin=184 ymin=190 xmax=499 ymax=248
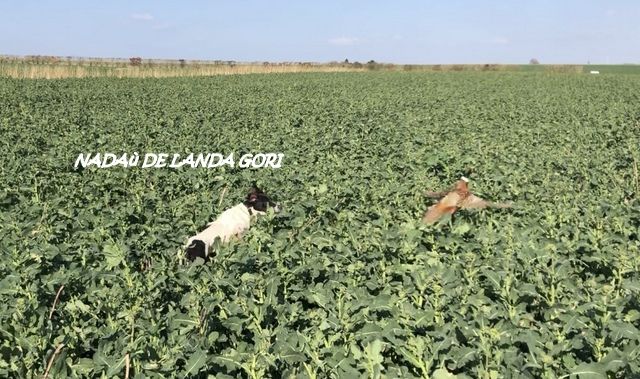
xmin=1 ymin=72 xmax=639 ymax=378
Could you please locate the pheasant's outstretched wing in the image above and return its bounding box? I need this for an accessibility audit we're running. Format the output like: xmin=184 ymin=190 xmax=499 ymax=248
xmin=424 ymin=178 xmax=467 ymax=199
xmin=422 ymin=192 xmax=460 ymax=224
xmin=423 ymin=190 xmax=449 ymax=199
xmin=459 ymin=194 xmax=491 ymax=209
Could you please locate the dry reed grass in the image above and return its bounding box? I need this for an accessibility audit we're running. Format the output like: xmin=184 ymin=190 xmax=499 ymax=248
xmin=0 ymin=62 xmax=364 ymax=79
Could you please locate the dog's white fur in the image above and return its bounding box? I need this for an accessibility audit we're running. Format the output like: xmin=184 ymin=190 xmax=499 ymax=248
xmin=186 ymin=203 xmax=256 ymax=257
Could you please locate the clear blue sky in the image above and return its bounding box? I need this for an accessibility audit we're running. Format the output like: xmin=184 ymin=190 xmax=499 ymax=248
xmin=1 ymin=1 xmax=638 ymax=64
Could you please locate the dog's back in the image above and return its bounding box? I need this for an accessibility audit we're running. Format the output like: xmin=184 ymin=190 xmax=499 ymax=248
xmin=185 ymin=185 xmax=279 ymax=262
xmin=185 ymin=203 xmax=251 ymax=261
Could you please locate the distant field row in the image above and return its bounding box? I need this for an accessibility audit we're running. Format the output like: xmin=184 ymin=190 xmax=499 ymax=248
xmin=1 ymin=56 xmax=639 ymax=78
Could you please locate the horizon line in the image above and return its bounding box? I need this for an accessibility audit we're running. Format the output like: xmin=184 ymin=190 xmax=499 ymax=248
xmin=1 ymin=53 xmax=637 ymax=66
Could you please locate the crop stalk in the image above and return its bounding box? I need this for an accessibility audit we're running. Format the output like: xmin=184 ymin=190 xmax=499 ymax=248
xmin=48 ymin=285 xmax=65 ymax=320
xmin=42 ymin=343 xmax=65 ymax=379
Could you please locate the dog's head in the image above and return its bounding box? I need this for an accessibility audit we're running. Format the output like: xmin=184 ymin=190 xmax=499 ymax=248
xmin=185 ymin=239 xmax=208 ymax=262
xmin=243 ymin=185 xmax=280 ymax=214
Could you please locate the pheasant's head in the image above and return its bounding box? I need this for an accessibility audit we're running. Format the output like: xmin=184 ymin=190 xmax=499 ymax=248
xmin=455 ymin=176 xmax=470 ymax=194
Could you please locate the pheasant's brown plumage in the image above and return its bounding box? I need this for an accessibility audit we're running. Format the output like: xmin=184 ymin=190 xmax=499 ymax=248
xmin=422 ymin=177 xmax=512 ymax=224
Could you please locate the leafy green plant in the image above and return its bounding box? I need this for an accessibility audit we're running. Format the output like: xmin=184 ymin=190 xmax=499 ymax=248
xmin=0 ymin=72 xmax=639 ymax=378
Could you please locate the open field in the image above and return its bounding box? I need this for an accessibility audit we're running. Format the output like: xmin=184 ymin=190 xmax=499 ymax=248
xmin=2 ymin=55 xmax=640 ymax=78
xmin=1 ymin=72 xmax=639 ymax=378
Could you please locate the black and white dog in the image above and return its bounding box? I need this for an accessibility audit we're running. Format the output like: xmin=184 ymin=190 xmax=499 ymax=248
xmin=185 ymin=186 xmax=280 ymax=262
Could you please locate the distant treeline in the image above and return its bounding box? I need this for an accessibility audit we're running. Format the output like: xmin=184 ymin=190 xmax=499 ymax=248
xmin=1 ymin=54 xmax=639 ymax=79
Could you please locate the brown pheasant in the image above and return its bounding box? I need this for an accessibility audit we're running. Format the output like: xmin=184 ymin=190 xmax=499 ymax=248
xmin=422 ymin=177 xmax=513 ymax=225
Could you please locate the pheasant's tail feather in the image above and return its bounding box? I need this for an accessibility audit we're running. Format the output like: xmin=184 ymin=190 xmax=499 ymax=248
xmin=460 ymin=194 xmax=514 ymax=210
xmin=486 ymin=201 xmax=514 ymax=209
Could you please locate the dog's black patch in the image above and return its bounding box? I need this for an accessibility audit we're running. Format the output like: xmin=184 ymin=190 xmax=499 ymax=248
xmin=243 ymin=185 xmax=277 ymax=213
xmin=186 ymin=239 xmax=208 ymax=262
